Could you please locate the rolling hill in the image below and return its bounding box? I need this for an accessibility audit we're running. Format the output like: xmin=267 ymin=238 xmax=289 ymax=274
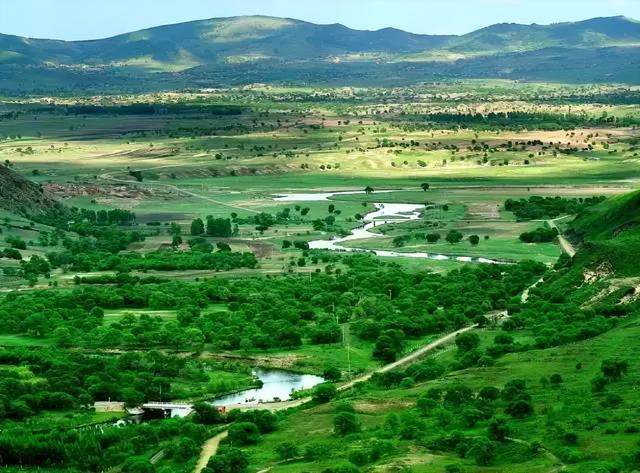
xmin=566 ymin=189 xmax=640 ymax=277
xmin=0 ymin=165 xmax=66 ymax=218
xmin=1 ymin=15 xmax=639 ymax=89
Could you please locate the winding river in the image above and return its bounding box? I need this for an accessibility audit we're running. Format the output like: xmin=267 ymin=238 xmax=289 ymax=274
xmin=274 ymin=190 xmax=507 ymax=264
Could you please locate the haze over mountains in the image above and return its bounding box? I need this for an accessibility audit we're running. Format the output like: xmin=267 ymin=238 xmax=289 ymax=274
xmin=1 ymin=15 xmax=640 ymax=91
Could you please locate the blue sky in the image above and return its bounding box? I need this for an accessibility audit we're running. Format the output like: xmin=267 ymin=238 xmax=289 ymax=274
xmin=1 ymin=0 xmax=639 ymax=40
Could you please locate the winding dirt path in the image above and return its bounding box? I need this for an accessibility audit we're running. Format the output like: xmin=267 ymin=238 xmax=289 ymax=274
xmin=194 ymin=430 xmax=228 ymax=473
xmin=547 ymin=216 xmax=576 ymax=257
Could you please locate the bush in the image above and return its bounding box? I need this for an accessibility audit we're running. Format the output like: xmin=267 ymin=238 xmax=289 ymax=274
xmin=488 ymin=417 xmax=511 ymax=442
xmin=206 ymin=446 xmax=249 ymax=473
xmin=193 ymin=402 xmax=225 ymax=424
xmin=446 ymin=230 xmax=463 ymax=244
xmin=313 ymin=383 xmax=337 ymax=403
xmin=519 ymin=227 xmax=558 ymax=243
xmin=227 ymin=422 xmax=260 ymax=445
xmin=275 ymin=441 xmax=299 ymax=460
xmin=467 ymin=437 xmax=496 ymax=466
xmin=334 ymin=412 xmax=360 ymax=435
xmin=506 ymin=399 xmax=534 ymax=418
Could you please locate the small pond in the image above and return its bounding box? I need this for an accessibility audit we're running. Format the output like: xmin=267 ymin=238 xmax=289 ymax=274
xmin=211 ymin=368 xmax=325 ymax=406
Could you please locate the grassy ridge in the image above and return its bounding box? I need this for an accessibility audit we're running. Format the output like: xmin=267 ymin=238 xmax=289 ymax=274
xmin=568 ymin=189 xmax=640 ymax=276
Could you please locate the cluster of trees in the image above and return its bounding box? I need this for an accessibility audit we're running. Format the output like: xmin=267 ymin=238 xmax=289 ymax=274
xmin=0 ymin=347 xmax=229 ymax=421
xmin=51 ymin=248 xmax=257 ymax=273
xmin=190 ymin=217 xmax=235 ymax=237
xmin=519 ymin=226 xmax=559 ymax=243
xmin=0 ymin=414 xmax=210 ymax=472
xmin=415 ymin=111 xmax=640 ymax=131
xmin=392 ymin=230 xmax=482 ymax=248
xmin=505 ymin=196 xmax=606 ymax=220
xmin=0 ymin=256 xmax=546 ymax=355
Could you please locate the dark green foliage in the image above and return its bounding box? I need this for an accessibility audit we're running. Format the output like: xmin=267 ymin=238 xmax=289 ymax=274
xmin=467 ymin=437 xmax=496 ymax=466
xmin=5 ymin=235 xmax=26 ymax=249
xmin=487 ymin=417 xmax=511 ymax=442
xmin=445 ymin=230 xmax=463 ymax=244
xmin=193 ymin=402 xmax=225 ymax=424
xmin=227 ymin=422 xmax=260 ymax=445
xmin=505 ymin=196 xmax=605 ymax=220
xmin=426 ymin=233 xmax=441 ymax=243
xmin=206 ymin=217 xmax=233 ymax=237
xmin=205 ymin=446 xmax=249 ymax=473
xmin=373 ymin=329 xmax=405 ymax=362
xmin=601 ymin=359 xmax=628 ymax=380
xmin=455 ymin=332 xmax=480 ymax=353
xmin=226 ymin=410 xmax=277 ymax=433
xmin=519 ymin=227 xmax=558 ymax=243
xmin=275 ymin=441 xmax=299 ymax=460
xmin=190 ymin=218 xmax=205 ymax=235
xmin=313 ymin=383 xmax=338 ymax=403
xmin=333 ymin=412 xmax=360 ymax=435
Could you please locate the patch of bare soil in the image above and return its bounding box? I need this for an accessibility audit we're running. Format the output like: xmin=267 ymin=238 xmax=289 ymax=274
xmin=465 ymin=202 xmax=501 ymax=219
xmin=245 ymin=241 xmax=277 ymax=258
xmin=354 ymin=400 xmax=412 ymax=413
xmin=583 ymin=261 xmax=614 ymax=285
xmin=45 ymin=182 xmax=173 ymax=201
xmin=199 ymin=352 xmax=304 ymax=369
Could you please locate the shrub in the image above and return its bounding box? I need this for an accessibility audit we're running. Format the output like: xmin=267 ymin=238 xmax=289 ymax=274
xmin=334 ymin=412 xmax=360 ymax=435
xmin=227 ymin=422 xmax=260 ymax=445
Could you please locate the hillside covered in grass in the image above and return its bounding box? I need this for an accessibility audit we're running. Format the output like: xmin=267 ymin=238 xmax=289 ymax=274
xmin=567 ymin=189 xmax=640 ymax=277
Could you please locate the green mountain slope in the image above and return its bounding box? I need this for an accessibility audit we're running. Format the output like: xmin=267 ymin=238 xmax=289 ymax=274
xmin=448 ymin=15 xmax=640 ymax=53
xmin=565 ymin=189 xmax=640 ymax=278
xmin=0 ymin=15 xmax=449 ymax=68
xmin=1 ymin=15 xmax=639 ymax=88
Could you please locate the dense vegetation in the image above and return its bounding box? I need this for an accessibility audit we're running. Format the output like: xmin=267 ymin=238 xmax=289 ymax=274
xmin=505 ymin=196 xmax=606 ymax=221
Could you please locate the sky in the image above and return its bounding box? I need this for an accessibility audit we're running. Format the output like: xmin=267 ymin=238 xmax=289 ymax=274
xmin=1 ymin=0 xmax=639 ymax=40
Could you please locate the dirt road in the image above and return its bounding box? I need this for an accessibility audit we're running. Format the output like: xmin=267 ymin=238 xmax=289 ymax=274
xmin=195 ymin=430 xmax=229 ymax=473
xmin=547 ymin=217 xmax=576 ymax=257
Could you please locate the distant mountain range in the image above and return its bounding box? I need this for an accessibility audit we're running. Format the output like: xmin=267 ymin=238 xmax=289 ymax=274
xmin=1 ymin=15 xmax=640 ymax=91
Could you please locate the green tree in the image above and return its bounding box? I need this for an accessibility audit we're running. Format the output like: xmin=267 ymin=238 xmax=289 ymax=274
xmin=228 ymin=422 xmax=260 ymax=446
xmin=467 ymin=437 xmax=496 ymax=466
xmin=487 ymin=417 xmax=511 ymax=442
xmin=193 ymin=402 xmax=225 ymax=424
xmin=334 ymin=412 xmax=360 ymax=435
xmin=206 ymin=446 xmax=249 ymax=473
xmin=313 ymin=383 xmax=337 ymax=403
xmin=275 ymin=441 xmax=299 ymax=460
xmin=601 ymin=359 xmax=628 ymax=381
xmin=455 ymin=332 xmax=480 ymax=353
xmin=446 ymin=230 xmax=463 ymax=244
xmin=190 ymin=218 xmax=205 ymax=236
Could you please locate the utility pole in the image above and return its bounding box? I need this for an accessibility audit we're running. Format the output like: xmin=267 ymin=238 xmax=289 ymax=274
xmin=345 ymin=326 xmax=352 ymax=380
